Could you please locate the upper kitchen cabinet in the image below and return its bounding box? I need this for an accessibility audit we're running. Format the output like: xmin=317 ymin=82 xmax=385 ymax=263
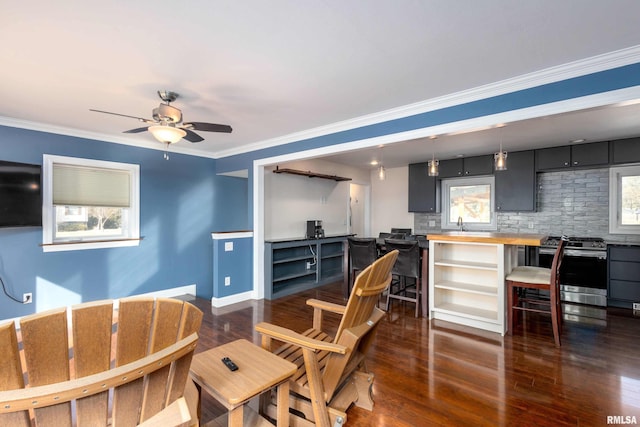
xmin=611 ymin=137 xmax=640 ymax=165
xmin=572 ymin=141 xmax=609 ymax=167
xmin=408 ymin=162 xmax=438 ymax=212
xmin=536 ymin=141 xmax=609 ymax=171
xmin=495 ymin=150 xmax=536 ymax=211
xmin=438 ymin=155 xmax=494 ymax=178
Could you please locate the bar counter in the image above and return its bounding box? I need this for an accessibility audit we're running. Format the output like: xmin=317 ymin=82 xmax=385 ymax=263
xmin=426 ymin=232 xmax=547 ymax=246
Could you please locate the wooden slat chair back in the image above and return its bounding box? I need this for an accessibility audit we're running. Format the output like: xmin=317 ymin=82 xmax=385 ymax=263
xmin=0 ymin=297 xmax=202 ymax=427
xmin=256 ymin=249 xmax=398 ymax=427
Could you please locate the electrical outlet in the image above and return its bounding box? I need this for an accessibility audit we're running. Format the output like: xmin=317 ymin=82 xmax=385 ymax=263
xmin=224 ymin=276 xmax=231 ymax=286
xmin=23 ymin=293 xmax=32 ymax=304
xmin=633 ymin=302 xmax=640 ymax=311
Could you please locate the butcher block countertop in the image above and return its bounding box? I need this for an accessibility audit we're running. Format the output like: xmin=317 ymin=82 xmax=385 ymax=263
xmin=426 ymin=232 xmax=547 ymax=246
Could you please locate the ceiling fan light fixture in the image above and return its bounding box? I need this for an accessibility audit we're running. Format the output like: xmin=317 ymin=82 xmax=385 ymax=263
xmin=148 ymin=125 xmax=186 ymax=144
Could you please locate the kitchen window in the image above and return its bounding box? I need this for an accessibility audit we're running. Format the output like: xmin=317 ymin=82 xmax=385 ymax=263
xmin=442 ymin=176 xmax=497 ymax=231
xmin=42 ymin=155 xmax=140 ymax=252
xmin=609 ymin=164 xmax=640 ymax=234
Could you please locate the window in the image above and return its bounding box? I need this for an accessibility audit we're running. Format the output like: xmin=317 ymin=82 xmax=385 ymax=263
xmin=442 ymin=176 xmax=496 ymax=230
xmin=42 ymin=155 xmax=140 ymax=252
xmin=610 ymin=165 xmax=640 ymax=235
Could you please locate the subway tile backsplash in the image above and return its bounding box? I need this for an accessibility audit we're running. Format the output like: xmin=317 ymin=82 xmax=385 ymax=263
xmin=414 ymin=167 xmax=640 ymax=244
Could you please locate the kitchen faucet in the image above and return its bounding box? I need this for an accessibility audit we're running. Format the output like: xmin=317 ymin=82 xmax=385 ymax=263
xmin=457 ymin=216 xmax=464 ymax=231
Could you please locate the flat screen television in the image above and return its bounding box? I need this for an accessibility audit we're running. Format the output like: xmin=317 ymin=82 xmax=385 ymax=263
xmin=0 ymin=160 xmax=42 ymax=228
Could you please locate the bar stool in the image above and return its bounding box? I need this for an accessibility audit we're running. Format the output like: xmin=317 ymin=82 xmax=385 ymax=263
xmin=506 ymin=237 xmax=567 ymax=347
xmin=384 ymin=238 xmax=421 ymax=317
xmin=347 ymin=237 xmax=378 ymax=293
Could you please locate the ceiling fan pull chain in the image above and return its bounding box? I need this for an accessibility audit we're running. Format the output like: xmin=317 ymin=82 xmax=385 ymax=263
xmin=164 ymin=142 xmax=170 ymax=160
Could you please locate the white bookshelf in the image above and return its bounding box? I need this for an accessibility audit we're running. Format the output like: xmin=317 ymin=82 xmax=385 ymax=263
xmin=429 ymin=240 xmax=517 ymax=335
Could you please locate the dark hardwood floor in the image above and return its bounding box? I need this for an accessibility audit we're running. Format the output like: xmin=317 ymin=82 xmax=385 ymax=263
xmin=183 ymin=282 xmax=640 ymax=426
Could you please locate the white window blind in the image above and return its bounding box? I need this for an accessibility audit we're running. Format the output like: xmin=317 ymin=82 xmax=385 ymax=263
xmin=52 ymin=164 xmax=131 ymax=207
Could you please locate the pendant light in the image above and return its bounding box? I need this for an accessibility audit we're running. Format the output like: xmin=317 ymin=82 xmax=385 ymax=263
xmin=378 ymin=165 xmax=386 ymax=180
xmin=494 ymin=126 xmax=508 ymax=171
xmin=427 ymin=136 xmax=439 ymax=176
xmin=377 ymin=145 xmax=386 ymax=180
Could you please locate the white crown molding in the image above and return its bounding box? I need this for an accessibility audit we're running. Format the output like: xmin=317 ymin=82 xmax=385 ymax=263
xmin=0 ymin=116 xmax=219 ymax=160
xmin=216 ymin=44 xmax=640 ymax=159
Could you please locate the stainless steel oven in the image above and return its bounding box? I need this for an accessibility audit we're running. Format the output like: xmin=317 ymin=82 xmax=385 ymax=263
xmin=538 ymin=236 xmax=607 ymax=307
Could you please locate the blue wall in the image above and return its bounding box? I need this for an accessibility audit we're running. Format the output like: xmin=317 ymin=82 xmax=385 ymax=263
xmin=0 ymin=126 xmax=248 ymax=319
xmin=212 ymin=235 xmax=253 ymax=298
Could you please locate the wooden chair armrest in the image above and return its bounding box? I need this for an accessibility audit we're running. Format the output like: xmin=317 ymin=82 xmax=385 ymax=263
xmin=138 ymin=396 xmax=191 ymax=427
xmin=306 ymin=298 xmax=346 ymax=314
xmin=306 ymin=299 xmax=346 ymax=330
xmin=255 ymin=322 xmax=346 ymax=354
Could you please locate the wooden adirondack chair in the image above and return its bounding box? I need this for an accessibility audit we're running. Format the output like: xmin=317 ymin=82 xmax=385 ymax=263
xmin=255 ymin=249 xmax=399 ymax=427
xmin=0 ymin=297 xmax=202 ymax=427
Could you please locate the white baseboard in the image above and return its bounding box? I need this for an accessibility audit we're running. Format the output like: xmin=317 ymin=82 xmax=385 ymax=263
xmin=137 ymin=284 xmax=197 ymax=299
xmin=211 ymin=290 xmax=254 ymax=308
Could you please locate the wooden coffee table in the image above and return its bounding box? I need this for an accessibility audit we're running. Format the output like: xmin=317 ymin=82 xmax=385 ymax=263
xmin=189 ymin=339 xmax=296 ymax=427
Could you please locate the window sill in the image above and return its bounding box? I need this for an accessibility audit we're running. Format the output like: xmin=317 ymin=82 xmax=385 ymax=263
xmin=41 ymin=237 xmax=142 ymax=252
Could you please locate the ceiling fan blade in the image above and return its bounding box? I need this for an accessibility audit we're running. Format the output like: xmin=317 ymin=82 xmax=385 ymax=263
xmin=183 ymin=129 xmax=204 ymax=143
xmin=184 ymin=122 xmax=232 ymax=133
xmin=90 ymin=109 xmax=154 ymax=123
xmin=123 ymin=127 xmax=149 ymax=134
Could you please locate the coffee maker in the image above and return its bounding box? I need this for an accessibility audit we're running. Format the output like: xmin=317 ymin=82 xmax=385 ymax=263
xmin=306 ymin=220 xmax=325 ymax=239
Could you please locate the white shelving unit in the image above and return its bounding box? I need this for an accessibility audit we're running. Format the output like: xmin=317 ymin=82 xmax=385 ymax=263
xmin=429 ymin=240 xmax=517 ymax=335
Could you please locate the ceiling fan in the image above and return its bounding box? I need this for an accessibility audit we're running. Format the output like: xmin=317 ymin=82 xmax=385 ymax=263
xmin=90 ymin=90 xmax=232 ymax=144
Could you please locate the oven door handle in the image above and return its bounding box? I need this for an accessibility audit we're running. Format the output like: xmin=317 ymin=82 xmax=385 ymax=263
xmin=539 ymin=248 xmax=557 ymax=256
xmin=540 ymin=247 xmax=606 ymax=259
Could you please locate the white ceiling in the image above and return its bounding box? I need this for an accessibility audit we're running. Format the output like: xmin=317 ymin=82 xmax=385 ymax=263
xmin=2 ymin=1 xmax=640 ymax=168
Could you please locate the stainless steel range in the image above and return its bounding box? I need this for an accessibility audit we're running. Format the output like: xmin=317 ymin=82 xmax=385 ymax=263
xmin=539 ymin=236 xmax=607 ymax=307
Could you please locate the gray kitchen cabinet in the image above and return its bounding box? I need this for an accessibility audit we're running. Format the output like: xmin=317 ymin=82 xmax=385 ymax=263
xmin=611 ymin=137 xmax=640 ymax=165
xmin=607 ymin=244 xmax=640 ymax=309
xmin=536 ymin=141 xmax=609 ymax=171
xmin=408 ymin=162 xmax=438 ymax=212
xmin=438 ymin=155 xmax=493 ymax=178
xmin=535 ymin=146 xmax=570 ymax=170
xmin=571 ymin=141 xmax=609 ymax=167
xmin=438 ymin=158 xmax=463 ymax=178
xmin=495 ymin=150 xmax=536 ymax=211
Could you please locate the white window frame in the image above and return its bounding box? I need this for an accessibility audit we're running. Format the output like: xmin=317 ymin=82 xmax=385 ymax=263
xmin=442 ymin=176 xmax=497 ymax=231
xmin=42 ymin=154 xmax=140 ymax=252
xmin=609 ymin=164 xmax=640 ymax=235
